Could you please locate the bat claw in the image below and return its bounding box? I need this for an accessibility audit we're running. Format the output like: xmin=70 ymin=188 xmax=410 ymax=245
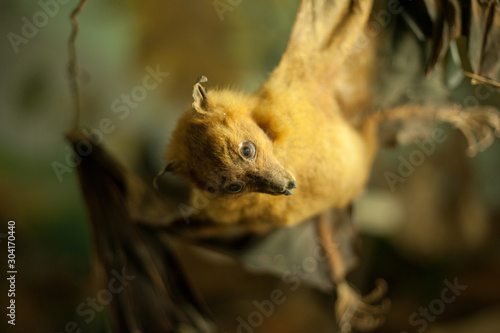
xmin=437 ymin=105 xmax=500 ymax=157
xmin=335 ymin=279 xmax=390 ymax=332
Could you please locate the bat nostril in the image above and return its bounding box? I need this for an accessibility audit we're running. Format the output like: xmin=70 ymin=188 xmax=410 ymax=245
xmin=287 ymin=180 xmax=296 ymax=190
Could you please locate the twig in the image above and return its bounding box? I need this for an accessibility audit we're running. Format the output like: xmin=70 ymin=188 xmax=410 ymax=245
xmin=464 ymin=71 xmax=500 ymax=88
xmin=68 ymin=0 xmax=88 ymax=130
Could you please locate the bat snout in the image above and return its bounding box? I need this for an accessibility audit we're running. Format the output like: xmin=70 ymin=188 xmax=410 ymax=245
xmin=251 ymin=169 xmax=296 ymax=196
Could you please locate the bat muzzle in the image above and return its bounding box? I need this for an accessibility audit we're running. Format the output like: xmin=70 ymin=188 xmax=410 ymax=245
xmin=249 ymin=170 xmax=296 ymax=196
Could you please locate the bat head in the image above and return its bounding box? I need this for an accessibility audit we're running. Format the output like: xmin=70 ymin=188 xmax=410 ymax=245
xmin=161 ymin=76 xmax=296 ymax=197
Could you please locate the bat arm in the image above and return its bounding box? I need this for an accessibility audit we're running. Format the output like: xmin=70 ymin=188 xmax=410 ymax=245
xmin=267 ymin=0 xmax=374 ymax=87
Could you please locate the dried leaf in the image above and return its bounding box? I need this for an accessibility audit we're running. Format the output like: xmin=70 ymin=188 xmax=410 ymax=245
xmin=468 ymin=0 xmax=500 ymax=82
xmin=426 ymin=0 xmax=462 ymax=74
xmin=67 ymin=129 xmax=216 ymax=333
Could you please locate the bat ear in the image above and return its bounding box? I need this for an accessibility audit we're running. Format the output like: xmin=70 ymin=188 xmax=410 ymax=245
xmin=153 ymin=160 xmax=177 ymax=189
xmin=192 ymin=76 xmax=209 ymax=113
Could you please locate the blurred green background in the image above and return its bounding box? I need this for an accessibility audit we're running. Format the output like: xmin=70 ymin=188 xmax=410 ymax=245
xmin=1 ymin=0 xmax=500 ymax=332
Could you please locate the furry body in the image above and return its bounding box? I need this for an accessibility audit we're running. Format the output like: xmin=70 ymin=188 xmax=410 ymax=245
xmin=163 ymin=0 xmax=499 ymax=230
xmin=166 ymin=71 xmax=378 ymax=228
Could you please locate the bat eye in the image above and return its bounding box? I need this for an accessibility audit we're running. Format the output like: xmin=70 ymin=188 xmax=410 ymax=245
xmin=226 ymin=181 xmax=244 ymax=194
xmin=239 ymin=141 xmax=256 ymax=160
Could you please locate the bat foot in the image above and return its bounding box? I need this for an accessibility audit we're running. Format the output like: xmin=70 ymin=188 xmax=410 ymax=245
xmin=437 ymin=105 xmax=500 ymax=157
xmin=335 ymin=279 xmax=390 ymax=332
